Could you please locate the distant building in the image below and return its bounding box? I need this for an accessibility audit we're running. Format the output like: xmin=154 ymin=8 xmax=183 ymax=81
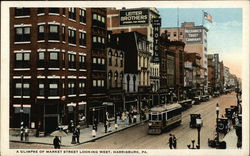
xmin=107 ymin=8 xmax=161 ymax=93
xmin=162 ymin=22 xmax=209 ymax=94
xmin=207 ymin=54 xmax=215 ymax=95
xmin=112 ymin=31 xmax=151 ymax=111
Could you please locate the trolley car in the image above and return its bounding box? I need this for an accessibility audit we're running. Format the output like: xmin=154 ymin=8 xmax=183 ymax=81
xmin=148 ymin=103 xmax=182 ymax=134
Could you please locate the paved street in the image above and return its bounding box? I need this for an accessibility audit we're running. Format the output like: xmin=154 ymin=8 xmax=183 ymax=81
xmin=10 ymin=92 xmax=238 ymax=149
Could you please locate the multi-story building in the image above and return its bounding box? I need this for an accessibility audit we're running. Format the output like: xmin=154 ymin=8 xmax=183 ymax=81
xmin=106 ymin=31 xmax=125 ymax=115
xmin=224 ymin=66 xmax=230 ymax=89
xmin=184 ymin=52 xmax=202 ymax=96
xmin=86 ymin=8 xmax=108 ymax=125
xmin=207 ymin=54 xmax=215 ymax=95
xmin=112 ymin=31 xmax=151 ymax=111
xmin=107 ymin=8 xmax=161 ymax=94
xmin=10 ymin=8 xmax=88 ymax=133
xmin=168 ymin=41 xmax=185 ymax=101
xmin=219 ymin=61 xmax=224 ymax=92
xmin=162 ymin=22 xmax=209 ymax=94
xmin=213 ymin=54 xmax=221 ymax=92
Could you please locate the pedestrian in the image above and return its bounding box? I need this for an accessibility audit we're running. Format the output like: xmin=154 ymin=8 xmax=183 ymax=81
xmin=71 ymin=128 xmax=77 ymax=144
xmin=94 ymin=118 xmax=98 ymax=132
xmin=20 ymin=122 xmax=24 ymax=141
xmin=76 ymin=125 xmax=80 ymax=143
xmin=92 ymin=126 xmax=96 ymax=137
xmin=133 ymin=114 xmax=137 ymax=123
xmin=24 ymin=126 xmax=29 ymax=141
xmin=108 ymin=121 xmax=112 ymax=132
xmin=173 ymin=135 xmax=177 ymax=149
xmin=53 ymin=136 xmax=61 ymax=149
xmin=36 ymin=122 xmax=41 ymax=137
xmin=168 ymin=134 xmax=173 ymax=149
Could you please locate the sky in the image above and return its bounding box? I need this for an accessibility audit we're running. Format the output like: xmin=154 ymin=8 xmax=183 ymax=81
xmin=157 ymin=8 xmax=242 ymax=78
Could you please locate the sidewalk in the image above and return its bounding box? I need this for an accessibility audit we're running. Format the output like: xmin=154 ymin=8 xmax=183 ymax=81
xmin=10 ymin=115 xmax=146 ymax=147
xmin=222 ymin=127 xmax=238 ymax=149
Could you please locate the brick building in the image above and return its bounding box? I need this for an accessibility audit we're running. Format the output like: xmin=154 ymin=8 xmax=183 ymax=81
xmin=10 ymin=7 xmax=108 ymax=133
xmin=162 ymin=22 xmax=209 ymax=95
xmin=107 ymin=8 xmax=161 ymax=94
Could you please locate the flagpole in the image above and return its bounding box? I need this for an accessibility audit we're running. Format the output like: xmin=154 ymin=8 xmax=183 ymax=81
xmin=202 ymin=10 xmax=204 ymax=26
xmin=177 ymin=7 xmax=179 ymax=41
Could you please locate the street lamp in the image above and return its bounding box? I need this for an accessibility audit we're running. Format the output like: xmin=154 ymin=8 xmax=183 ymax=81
xmin=216 ymin=103 xmax=220 ymax=142
xmin=196 ymin=118 xmax=203 ymax=149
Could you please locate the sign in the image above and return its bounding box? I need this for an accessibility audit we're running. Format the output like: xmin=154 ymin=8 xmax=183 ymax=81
xmin=152 ymin=18 xmax=161 ymax=63
xmin=120 ymin=9 xmax=149 ymax=25
xmin=184 ymin=28 xmax=203 ymax=44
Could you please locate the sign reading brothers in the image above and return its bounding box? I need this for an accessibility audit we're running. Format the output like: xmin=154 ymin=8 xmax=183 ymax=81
xmin=120 ymin=9 xmax=149 ymax=25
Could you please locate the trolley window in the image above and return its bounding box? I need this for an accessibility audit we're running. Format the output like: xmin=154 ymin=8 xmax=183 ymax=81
xmin=158 ymin=114 xmax=162 ymax=120
xmin=149 ymin=114 xmax=151 ymax=120
xmin=152 ymin=114 xmax=157 ymax=120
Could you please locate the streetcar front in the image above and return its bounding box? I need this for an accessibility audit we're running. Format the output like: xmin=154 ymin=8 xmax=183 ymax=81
xmin=148 ymin=112 xmax=164 ymax=134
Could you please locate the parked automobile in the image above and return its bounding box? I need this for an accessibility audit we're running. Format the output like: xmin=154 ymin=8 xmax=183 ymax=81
xmin=189 ymin=114 xmax=202 ymax=128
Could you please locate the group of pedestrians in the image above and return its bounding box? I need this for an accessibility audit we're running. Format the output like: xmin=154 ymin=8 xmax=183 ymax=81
xmin=168 ymin=134 xmax=177 ymax=149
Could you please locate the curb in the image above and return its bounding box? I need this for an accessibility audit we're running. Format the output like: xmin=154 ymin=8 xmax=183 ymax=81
xmin=10 ymin=120 xmax=148 ymax=147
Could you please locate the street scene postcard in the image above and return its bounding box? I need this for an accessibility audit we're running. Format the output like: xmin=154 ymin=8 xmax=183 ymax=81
xmin=1 ymin=1 xmax=249 ymax=156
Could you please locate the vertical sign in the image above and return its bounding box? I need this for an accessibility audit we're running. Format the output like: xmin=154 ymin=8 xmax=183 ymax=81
xmin=152 ymin=18 xmax=161 ymax=63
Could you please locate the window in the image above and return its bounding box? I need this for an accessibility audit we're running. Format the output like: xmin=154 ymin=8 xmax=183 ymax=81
xmin=108 ymin=50 xmax=112 ymax=66
xmin=79 ymin=9 xmax=86 ymax=23
xmin=115 ymin=52 xmax=118 ymax=66
xmin=15 ymin=8 xmax=30 ymax=16
xmin=180 ymin=32 xmax=183 ymax=35
xmin=38 ymin=80 xmax=45 ymax=96
xmin=102 ymin=37 xmax=105 ymax=44
xmin=68 ymin=79 xmax=76 ymax=95
xmin=37 ymin=52 xmax=45 ymax=68
xmin=173 ymin=32 xmax=177 ymax=37
xmin=101 ymin=16 xmax=105 ymax=23
xmin=92 ymin=57 xmax=97 ymax=64
xmin=69 ymin=8 xmax=76 ymax=20
xmin=49 ymin=8 xmax=59 ymax=14
xmin=79 ymin=32 xmax=86 ymax=46
xmin=93 ymin=13 xmax=97 ymax=20
xmin=92 ymin=36 xmax=97 ymax=43
xmin=79 ymin=79 xmax=86 ymax=94
xmin=15 ymin=27 xmax=31 ymax=42
xmin=15 ymin=53 xmax=30 ymax=68
xmin=79 ymin=55 xmax=85 ymax=69
xmin=38 ymin=25 xmax=45 ymax=40
xmin=68 ymin=29 xmax=76 ymax=44
xmin=62 ymin=8 xmax=65 ymax=16
xmin=49 ymin=25 xmax=59 ymax=40
xmin=114 ymin=71 xmax=118 ymax=87
xmin=62 ymin=53 xmax=65 ymax=68
xmin=14 ymin=81 xmax=30 ymax=96
xmin=49 ymin=52 xmax=59 ymax=68
xmin=101 ymin=58 xmax=105 ymax=65
xmin=120 ymin=53 xmax=123 ymax=67
xmin=62 ymin=26 xmax=65 ymax=41
xmin=97 ymin=15 xmax=101 ymax=21
xmin=68 ymin=54 xmax=76 ymax=69
xmin=37 ymin=8 xmax=45 ymax=14
xmin=49 ymin=82 xmax=59 ymax=96
xmin=93 ymin=80 xmax=97 ymax=87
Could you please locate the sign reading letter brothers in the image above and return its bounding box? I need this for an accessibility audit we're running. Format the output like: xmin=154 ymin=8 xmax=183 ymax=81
xmin=120 ymin=9 xmax=149 ymax=25
xmin=152 ymin=18 xmax=161 ymax=63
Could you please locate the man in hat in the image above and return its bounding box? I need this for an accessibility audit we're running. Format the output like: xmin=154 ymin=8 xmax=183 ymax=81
xmin=168 ymin=134 xmax=173 ymax=149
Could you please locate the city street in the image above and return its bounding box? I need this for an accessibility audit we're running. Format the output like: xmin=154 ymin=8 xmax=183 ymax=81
xmin=10 ymin=92 xmax=238 ymax=149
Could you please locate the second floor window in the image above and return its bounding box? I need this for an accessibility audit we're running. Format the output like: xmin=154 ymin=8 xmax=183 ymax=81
xmin=79 ymin=79 xmax=86 ymax=94
xmin=69 ymin=8 xmax=76 ymax=20
xmin=49 ymin=25 xmax=59 ymax=40
xmin=15 ymin=27 xmax=31 ymax=42
xmin=15 ymin=8 xmax=30 ymax=16
xmin=68 ymin=29 xmax=76 ymax=44
xmin=15 ymin=53 xmax=30 ymax=68
xmin=49 ymin=52 xmax=59 ymax=68
xmin=79 ymin=32 xmax=86 ymax=46
xmin=108 ymin=51 xmax=112 ymax=66
xmin=38 ymin=25 xmax=45 ymax=40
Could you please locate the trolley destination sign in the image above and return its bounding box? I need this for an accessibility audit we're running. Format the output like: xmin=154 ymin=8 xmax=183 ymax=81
xmin=120 ymin=9 xmax=149 ymax=25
